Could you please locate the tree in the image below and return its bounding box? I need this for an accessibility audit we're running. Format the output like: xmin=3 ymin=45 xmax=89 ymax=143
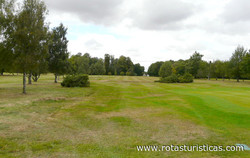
xmin=109 ymin=55 xmax=115 ymax=75
xmin=8 ymin=0 xmax=49 ymax=93
xmin=48 ymin=23 xmax=69 ymax=83
xmin=81 ymin=53 xmax=90 ymax=74
xmin=68 ymin=53 xmax=90 ymax=75
xmin=241 ymin=52 xmax=250 ymax=79
xmin=159 ymin=61 xmax=172 ymax=78
xmin=173 ymin=60 xmax=186 ymax=76
xmin=68 ymin=53 xmax=80 ymax=74
xmin=230 ymin=46 xmax=247 ymax=82
xmin=220 ymin=61 xmax=227 ymax=80
xmin=211 ymin=60 xmax=225 ymax=80
xmin=32 ymin=57 xmax=48 ymax=82
xmin=187 ymin=51 xmax=203 ymax=78
xmin=117 ymin=56 xmax=134 ymax=75
xmin=224 ymin=61 xmax=232 ymax=80
xmin=134 ymin=63 xmax=144 ymax=76
xmin=90 ymin=59 xmax=105 ymax=75
xmin=0 ymin=0 xmax=15 ymax=75
xmin=104 ymin=54 xmax=110 ymax=75
xmin=148 ymin=61 xmax=164 ymax=76
xmin=208 ymin=61 xmax=212 ymax=80
xmin=197 ymin=61 xmax=209 ymax=79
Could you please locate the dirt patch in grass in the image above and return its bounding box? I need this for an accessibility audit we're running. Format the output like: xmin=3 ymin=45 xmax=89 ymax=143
xmin=37 ymin=97 xmax=66 ymax=102
xmin=94 ymin=107 xmax=210 ymax=144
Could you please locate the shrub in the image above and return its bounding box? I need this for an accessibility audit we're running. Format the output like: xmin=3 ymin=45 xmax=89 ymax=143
xmin=126 ymin=71 xmax=134 ymax=76
xmin=61 ymin=74 xmax=90 ymax=87
xmin=158 ymin=73 xmax=194 ymax=83
xmin=160 ymin=74 xmax=179 ymax=83
xmin=179 ymin=73 xmax=193 ymax=83
xmin=120 ymin=72 xmax=125 ymax=76
xmin=108 ymin=72 xmax=112 ymax=75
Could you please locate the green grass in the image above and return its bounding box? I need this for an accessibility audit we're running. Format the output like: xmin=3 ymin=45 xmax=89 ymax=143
xmin=0 ymin=74 xmax=249 ymax=157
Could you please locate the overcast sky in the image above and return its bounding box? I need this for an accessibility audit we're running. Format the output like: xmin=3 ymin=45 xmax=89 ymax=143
xmin=43 ymin=0 xmax=250 ymax=69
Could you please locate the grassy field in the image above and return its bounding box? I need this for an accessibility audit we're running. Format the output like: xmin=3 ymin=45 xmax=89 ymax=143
xmin=0 ymin=74 xmax=249 ymax=157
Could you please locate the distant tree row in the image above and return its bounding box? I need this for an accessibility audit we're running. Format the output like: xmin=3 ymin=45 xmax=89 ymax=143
xmin=68 ymin=53 xmax=145 ymax=77
xmin=148 ymin=46 xmax=250 ymax=82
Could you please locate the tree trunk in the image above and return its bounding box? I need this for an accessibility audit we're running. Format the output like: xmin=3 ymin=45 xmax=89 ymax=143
xmin=55 ymin=74 xmax=57 ymax=83
xmin=23 ymin=73 xmax=26 ymax=94
xmin=208 ymin=61 xmax=211 ymax=80
xmin=28 ymin=72 xmax=32 ymax=84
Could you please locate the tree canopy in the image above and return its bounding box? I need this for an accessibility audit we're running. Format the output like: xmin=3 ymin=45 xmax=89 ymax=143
xmin=48 ymin=23 xmax=69 ymax=83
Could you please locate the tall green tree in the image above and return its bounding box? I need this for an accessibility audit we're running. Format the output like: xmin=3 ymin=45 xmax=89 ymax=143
xmin=134 ymin=63 xmax=144 ymax=76
xmin=0 ymin=0 xmax=15 ymax=75
xmin=90 ymin=59 xmax=105 ymax=75
xmin=9 ymin=0 xmax=49 ymax=93
xmin=197 ymin=61 xmax=209 ymax=78
xmin=211 ymin=60 xmax=225 ymax=80
xmin=82 ymin=53 xmax=90 ymax=74
xmin=224 ymin=61 xmax=232 ymax=80
xmin=187 ymin=51 xmax=203 ymax=78
xmin=32 ymin=57 xmax=48 ymax=82
xmin=230 ymin=46 xmax=247 ymax=82
xmin=68 ymin=53 xmax=90 ymax=75
xmin=241 ymin=52 xmax=250 ymax=79
xmin=104 ymin=54 xmax=110 ymax=75
xmin=173 ymin=60 xmax=186 ymax=76
xmin=159 ymin=61 xmax=172 ymax=78
xmin=109 ymin=55 xmax=115 ymax=75
xmin=48 ymin=23 xmax=69 ymax=83
xmin=148 ymin=61 xmax=164 ymax=76
xmin=117 ymin=56 xmax=134 ymax=75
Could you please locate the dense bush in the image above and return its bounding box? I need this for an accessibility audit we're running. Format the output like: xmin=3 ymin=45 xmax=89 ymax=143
xmin=61 ymin=74 xmax=90 ymax=87
xmin=160 ymin=74 xmax=179 ymax=83
xmin=120 ymin=72 xmax=125 ymax=76
xmin=179 ymin=73 xmax=193 ymax=83
xmin=126 ymin=71 xmax=134 ymax=76
xmin=159 ymin=73 xmax=193 ymax=83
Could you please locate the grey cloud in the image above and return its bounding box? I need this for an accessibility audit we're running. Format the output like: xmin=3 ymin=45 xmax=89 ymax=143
xmin=131 ymin=0 xmax=195 ymax=30
xmin=222 ymin=0 xmax=250 ymax=23
xmin=44 ymin=0 xmax=124 ymax=25
xmin=44 ymin=0 xmax=195 ymax=30
xmin=199 ymin=0 xmax=250 ymax=35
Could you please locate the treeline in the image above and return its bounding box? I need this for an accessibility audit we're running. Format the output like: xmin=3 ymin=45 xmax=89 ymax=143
xmin=68 ymin=53 xmax=144 ymax=76
xmin=148 ymin=47 xmax=250 ymax=82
